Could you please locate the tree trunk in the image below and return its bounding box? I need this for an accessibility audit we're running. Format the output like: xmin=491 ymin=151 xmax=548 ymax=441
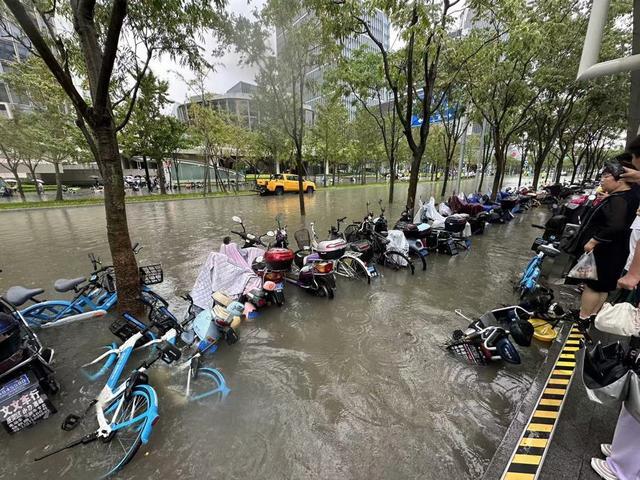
xmin=295 ymin=145 xmax=306 ymax=216
xmin=406 ymin=151 xmax=422 ymax=210
xmin=9 ymin=168 xmax=26 ymax=202
xmin=532 ymin=156 xmax=544 ymax=190
xmin=553 ymin=154 xmax=564 ymax=184
xmin=478 ymin=166 xmax=486 ymax=193
xmin=27 ymin=166 xmax=43 ymax=199
xmin=142 ymin=155 xmax=152 ymax=193
xmin=156 ymin=158 xmax=167 ymax=195
xmin=95 ymin=126 xmax=140 ymax=315
xmin=441 ymin=155 xmax=453 ymax=198
xmin=174 ymin=157 xmax=182 ymax=193
xmin=332 ymin=163 xmax=336 ymax=186
xmin=388 ymin=157 xmax=396 ymax=204
xmin=517 ymin=148 xmax=527 ymax=189
xmin=490 ymin=132 xmax=504 ymax=199
xmin=53 ymin=161 xmax=64 ymax=201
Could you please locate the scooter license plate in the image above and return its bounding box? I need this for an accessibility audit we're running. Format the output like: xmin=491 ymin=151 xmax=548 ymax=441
xmin=368 ymin=265 xmax=378 ymax=276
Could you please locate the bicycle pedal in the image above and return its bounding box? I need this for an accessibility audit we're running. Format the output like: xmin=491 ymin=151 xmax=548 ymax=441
xmin=62 ymin=414 xmax=82 ymax=431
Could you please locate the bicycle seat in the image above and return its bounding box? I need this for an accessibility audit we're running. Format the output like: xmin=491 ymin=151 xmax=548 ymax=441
xmin=3 ymin=286 xmax=45 ymax=306
xmin=54 ymin=277 xmax=86 ymax=293
xmin=538 ymin=244 xmax=561 ymax=257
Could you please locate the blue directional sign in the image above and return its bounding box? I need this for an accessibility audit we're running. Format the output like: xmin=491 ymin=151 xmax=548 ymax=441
xmin=411 ymin=106 xmax=457 ymax=127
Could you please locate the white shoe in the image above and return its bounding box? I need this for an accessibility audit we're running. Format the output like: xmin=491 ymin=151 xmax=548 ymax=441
xmin=600 ymin=443 xmax=612 ymax=457
xmin=591 ymin=458 xmax=618 ymax=480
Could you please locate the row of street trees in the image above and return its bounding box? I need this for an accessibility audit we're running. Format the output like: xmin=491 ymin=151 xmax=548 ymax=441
xmin=0 ymin=0 xmax=633 ymax=312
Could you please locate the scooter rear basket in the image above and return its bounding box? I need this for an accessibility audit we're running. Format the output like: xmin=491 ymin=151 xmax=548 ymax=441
xmin=446 ymin=340 xmax=487 ymax=365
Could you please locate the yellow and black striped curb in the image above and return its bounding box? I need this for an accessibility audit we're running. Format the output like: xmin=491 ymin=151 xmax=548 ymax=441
xmin=501 ymin=327 xmax=583 ymax=480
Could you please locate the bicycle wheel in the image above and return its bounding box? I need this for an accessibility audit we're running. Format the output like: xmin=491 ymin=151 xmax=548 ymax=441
xmin=345 ymin=256 xmax=371 ymax=283
xmin=187 ymin=367 xmax=230 ymax=401
xmin=21 ymin=302 xmax=84 ymax=328
xmin=383 ymin=251 xmax=415 ymax=274
xmin=100 ymin=386 xmax=157 ymax=478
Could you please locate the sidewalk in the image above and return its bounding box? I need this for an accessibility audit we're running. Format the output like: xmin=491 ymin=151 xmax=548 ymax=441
xmin=537 ymin=332 xmax=621 ymax=480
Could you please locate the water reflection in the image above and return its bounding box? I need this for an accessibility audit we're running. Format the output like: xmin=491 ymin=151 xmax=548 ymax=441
xmin=0 ymin=178 xmax=553 ymax=480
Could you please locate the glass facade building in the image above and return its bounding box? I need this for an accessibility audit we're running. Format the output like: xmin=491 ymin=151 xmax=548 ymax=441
xmin=175 ymin=81 xmax=260 ymax=130
xmin=0 ymin=13 xmax=38 ymax=118
xmin=276 ymin=8 xmax=390 ymax=118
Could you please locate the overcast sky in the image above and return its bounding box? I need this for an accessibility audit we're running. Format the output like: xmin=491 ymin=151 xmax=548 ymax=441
xmin=152 ymin=0 xmax=266 ymax=111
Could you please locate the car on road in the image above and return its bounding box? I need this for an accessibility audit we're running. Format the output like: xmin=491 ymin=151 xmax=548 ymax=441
xmin=256 ymin=173 xmax=316 ymax=196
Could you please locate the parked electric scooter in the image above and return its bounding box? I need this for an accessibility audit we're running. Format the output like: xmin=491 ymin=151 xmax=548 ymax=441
xmin=229 ymin=216 xmax=289 ymax=306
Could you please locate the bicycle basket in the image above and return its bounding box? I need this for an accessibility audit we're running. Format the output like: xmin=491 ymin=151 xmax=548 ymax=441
xmin=140 ymin=264 xmax=163 ymax=285
xmin=149 ymin=305 xmax=180 ymax=333
xmin=294 ymin=229 xmax=311 ymax=250
xmin=140 ymin=290 xmax=168 ymax=311
xmin=446 ymin=340 xmax=488 ymax=365
xmin=343 ymin=224 xmax=360 ymax=243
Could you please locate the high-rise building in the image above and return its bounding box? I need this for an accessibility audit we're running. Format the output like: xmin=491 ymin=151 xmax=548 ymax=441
xmin=0 ymin=14 xmax=37 ymax=118
xmin=276 ymin=8 xmax=391 ymax=118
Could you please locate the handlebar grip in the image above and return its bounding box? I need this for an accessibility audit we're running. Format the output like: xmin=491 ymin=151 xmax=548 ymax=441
xmin=338 ymin=216 xmax=347 ymax=222
xmin=531 ymin=224 xmax=545 ymax=229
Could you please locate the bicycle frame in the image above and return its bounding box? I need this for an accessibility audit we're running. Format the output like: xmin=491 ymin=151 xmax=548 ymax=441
xmin=84 ymin=327 xmax=177 ymax=440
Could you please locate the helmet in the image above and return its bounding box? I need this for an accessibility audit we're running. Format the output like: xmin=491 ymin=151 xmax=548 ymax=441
xmin=509 ymin=320 xmax=534 ymax=347
xmin=496 ymin=336 xmax=521 ymax=364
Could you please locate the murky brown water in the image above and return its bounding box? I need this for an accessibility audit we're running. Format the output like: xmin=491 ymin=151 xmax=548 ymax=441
xmin=0 ymin=179 xmax=554 ymax=479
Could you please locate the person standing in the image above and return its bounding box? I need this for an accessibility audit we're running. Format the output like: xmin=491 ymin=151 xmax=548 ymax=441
xmin=590 ymin=141 xmax=640 ymax=480
xmin=569 ymin=160 xmax=639 ymax=328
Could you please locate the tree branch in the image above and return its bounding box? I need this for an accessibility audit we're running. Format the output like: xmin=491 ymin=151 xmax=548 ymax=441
xmin=96 ymin=0 xmax=127 ymax=109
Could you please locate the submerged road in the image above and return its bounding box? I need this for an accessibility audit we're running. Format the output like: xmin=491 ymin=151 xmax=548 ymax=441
xmin=0 ymin=179 xmax=570 ymax=479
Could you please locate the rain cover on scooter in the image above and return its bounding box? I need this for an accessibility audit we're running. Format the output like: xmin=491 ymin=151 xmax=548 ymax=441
xmin=191 ymin=252 xmax=261 ymax=310
xmin=419 ymin=197 xmax=446 ymax=228
xmin=386 ymin=230 xmax=410 ymax=266
xmin=192 ymin=309 xmax=221 ymax=343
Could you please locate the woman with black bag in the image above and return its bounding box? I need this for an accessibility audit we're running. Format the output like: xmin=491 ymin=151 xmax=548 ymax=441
xmin=567 ymin=160 xmax=639 ymax=330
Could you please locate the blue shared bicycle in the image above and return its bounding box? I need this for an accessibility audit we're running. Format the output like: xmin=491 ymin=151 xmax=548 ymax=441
xmin=517 ymin=241 xmax=561 ymax=298
xmin=6 ymin=246 xmax=163 ymax=329
xmin=34 ymin=319 xmax=181 ymax=478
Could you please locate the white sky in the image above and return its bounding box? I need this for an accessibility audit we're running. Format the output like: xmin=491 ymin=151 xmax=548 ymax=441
xmin=151 ymin=1 xmax=469 ymax=112
xmin=152 ymin=0 xmax=266 ymax=111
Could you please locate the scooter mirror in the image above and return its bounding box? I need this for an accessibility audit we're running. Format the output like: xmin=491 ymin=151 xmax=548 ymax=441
xmin=266 ymin=231 xmax=275 ymax=237
xmin=232 ymin=216 xmax=242 ymax=224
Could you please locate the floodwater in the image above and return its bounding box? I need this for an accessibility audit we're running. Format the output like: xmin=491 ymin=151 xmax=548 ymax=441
xmin=0 ymin=179 xmax=554 ymax=480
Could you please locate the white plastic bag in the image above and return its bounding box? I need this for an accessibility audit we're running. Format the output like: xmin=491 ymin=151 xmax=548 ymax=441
xmin=567 ymin=252 xmax=598 ymax=280
xmin=595 ymin=302 xmax=640 ymax=337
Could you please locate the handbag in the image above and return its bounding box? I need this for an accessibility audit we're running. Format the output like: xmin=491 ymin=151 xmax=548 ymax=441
xmin=581 ymin=343 xmax=631 ymax=405
xmin=567 ymin=251 xmax=598 ymax=280
xmin=595 ymin=302 xmax=640 ymax=337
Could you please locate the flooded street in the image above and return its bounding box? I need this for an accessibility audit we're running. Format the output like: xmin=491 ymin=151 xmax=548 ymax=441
xmin=0 ymin=179 xmax=554 ymax=480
